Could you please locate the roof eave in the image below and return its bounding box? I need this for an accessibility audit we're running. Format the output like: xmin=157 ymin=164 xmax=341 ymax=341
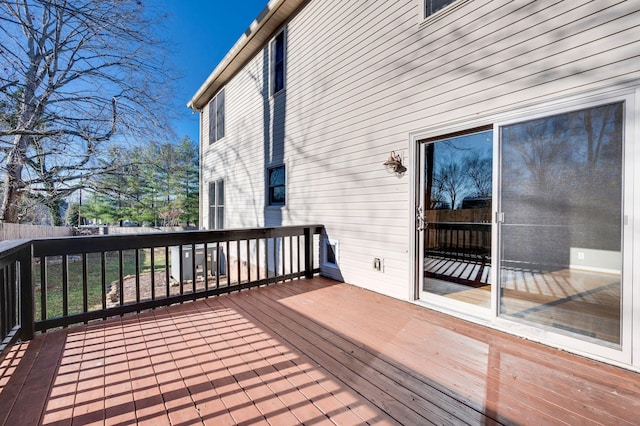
xmin=187 ymin=0 xmax=305 ymax=111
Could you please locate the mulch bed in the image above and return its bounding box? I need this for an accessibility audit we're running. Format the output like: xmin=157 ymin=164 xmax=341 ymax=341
xmin=109 ymin=271 xmax=230 ymax=307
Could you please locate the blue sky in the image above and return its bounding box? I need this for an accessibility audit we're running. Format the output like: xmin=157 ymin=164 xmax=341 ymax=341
xmin=157 ymin=1 xmax=268 ymax=142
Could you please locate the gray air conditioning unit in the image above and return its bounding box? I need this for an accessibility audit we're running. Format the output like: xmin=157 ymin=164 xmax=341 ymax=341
xmin=170 ymin=245 xmax=225 ymax=281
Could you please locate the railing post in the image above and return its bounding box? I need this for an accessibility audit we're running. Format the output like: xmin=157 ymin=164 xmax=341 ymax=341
xmin=304 ymin=227 xmax=313 ymax=279
xmin=19 ymin=244 xmax=34 ymax=341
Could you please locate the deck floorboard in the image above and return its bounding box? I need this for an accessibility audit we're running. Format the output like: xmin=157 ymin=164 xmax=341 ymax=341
xmin=1 ymin=277 xmax=639 ymax=425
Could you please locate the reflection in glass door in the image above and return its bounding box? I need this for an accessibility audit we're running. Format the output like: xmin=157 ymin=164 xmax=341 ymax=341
xmin=499 ymin=102 xmax=623 ymax=345
xmin=420 ymin=129 xmax=493 ymax=308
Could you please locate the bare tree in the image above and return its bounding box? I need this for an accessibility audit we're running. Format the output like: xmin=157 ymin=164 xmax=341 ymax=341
xmin=463 ymin=153 xmax=492 ymax=198
xmin=574 ymin=103 xmax=623 ymax=167
xmin=434 ymin=161 xmax=467 ymax=210
xmin=0 ymin=0 xmax=174 ymax=222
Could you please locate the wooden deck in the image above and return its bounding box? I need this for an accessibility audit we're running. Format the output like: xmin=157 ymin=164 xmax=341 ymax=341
xmin=1 ymin=277 xmax=639 ymax=425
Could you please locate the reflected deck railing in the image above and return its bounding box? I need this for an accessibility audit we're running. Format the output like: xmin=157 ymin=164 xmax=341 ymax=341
xmin=424 ymin=222 xmax=491 ymax=287
xmin=425 ymin=222 xmax=491 ymax=260
xmin=0 ymin=225 xmax=323 ymax=357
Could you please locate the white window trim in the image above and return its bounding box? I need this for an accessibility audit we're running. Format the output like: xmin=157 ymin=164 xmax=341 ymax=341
xmin=266 ymin=164 xmax=286 ymax=207
xmin=208 ymin=179 xmax=225 ymax=230
xmin=208 ymin=88 xmax=225 ymax=144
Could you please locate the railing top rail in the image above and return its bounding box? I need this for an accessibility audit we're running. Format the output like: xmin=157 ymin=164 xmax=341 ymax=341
xmin=0 ymin=238 xmax=31 ymax=255
xmin=428 ymin=222 xmax=491 ymax=228
xmin=31 ymin=224 xmax=325 ymax=257
xmin=0 ymin=224 xmax=325 ymax=346
xmin=0 ymin=239 xmax=31 ymax=269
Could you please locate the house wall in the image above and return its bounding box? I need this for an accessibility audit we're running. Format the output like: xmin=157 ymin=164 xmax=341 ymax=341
xmin=200 ymin=0 xmax=640 ymax=300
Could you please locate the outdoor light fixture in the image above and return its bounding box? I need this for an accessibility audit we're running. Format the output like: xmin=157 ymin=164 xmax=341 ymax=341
xmin=383 ymin=151 xmax=407 ymax=175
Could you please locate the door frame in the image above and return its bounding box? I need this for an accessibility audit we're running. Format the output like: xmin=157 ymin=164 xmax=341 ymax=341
xmin=414 ymin=128 xmax=495 ymax=320
xmin=410 ymin=117 xmax=497 ymax=324
xmin=409 ymin=85 xmax=637 ymax=369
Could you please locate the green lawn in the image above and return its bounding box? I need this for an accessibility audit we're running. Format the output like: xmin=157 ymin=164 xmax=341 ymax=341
xmin=34 ymin=248 xmax=167 ymax=320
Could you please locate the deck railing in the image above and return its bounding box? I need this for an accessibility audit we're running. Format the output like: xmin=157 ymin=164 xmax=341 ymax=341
xmin=0 ymin=225 xmax=323 ymax=357
xmin=0 ymin=239 xmax=32 ymax=356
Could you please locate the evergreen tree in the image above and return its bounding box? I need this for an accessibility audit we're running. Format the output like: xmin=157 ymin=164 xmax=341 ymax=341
xmin=84 ymin=137 xmax=199 ymax=227
xmin=175 ymin=136 xmax=199 ymax=227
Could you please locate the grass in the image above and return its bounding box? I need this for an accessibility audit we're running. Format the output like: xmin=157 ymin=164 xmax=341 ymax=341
xmin=34 ymin=248 xmax=168 ymax=320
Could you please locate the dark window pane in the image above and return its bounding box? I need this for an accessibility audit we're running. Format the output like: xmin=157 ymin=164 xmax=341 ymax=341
xmin=270 ymin=186 xmax=286 ymax=205
xmin=217 ymin=180 xmax=224 ymax=205
xmin=208 ymin=90 xmax=225 ymax=142
xmin=275 ymin=32 xmax=284 ymax=63
xmin=425 ymin=0 xmax=456 ymax=16
xmin=209 ymin=181 xmax=216 ymax=229
xmin=209 ymin=182 xmax=216 ymax=208
xmin=217 ymin=207 xmax=224 ymax=230
xmin=216 ymin=89 xmax=225 ymax=140
xmin=272 ymin=31 xmax=285 ymax=93
xmin=208 ymin=97 xmax=217 ymax=143
xmin=274 ymin=67 xmax=284 ymax=93
xmin=209 ymin=210 xmax=216 ymax=230
xmin=269 ymin=166 xmax=285 ymax=186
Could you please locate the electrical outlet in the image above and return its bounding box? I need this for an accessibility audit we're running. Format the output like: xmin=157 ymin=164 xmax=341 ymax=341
xmin=373 ymin=258 xmax=383 ymax=272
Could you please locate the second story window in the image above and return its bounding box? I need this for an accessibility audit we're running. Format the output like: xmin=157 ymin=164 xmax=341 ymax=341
xmin=424 ymin=0 xmax=457 ymax=17
xmin=208 ymin=89 xmax=225 ymax=144
xmin=270 ymin=30 xmax=286 ymax=95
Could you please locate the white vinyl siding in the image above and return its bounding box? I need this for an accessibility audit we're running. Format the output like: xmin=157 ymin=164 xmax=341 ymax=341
xmin=200 ymin=0 xmax=640 ymax=299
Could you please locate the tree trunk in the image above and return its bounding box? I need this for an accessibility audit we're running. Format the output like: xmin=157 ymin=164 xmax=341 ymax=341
xmin=43 ymin=199 xmax=64 ymax=227
xmin=1 ymin=61 xmax=39 ymax=223
xmin=0 ymin=134 xmax=29 ymax=223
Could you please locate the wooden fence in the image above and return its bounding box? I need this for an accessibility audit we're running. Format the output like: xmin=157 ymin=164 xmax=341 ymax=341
xmin=0 ymin=224 xmax=72 ymax=241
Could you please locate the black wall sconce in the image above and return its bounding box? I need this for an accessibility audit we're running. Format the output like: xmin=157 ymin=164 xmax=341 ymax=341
xmin=383 ymin=151 xmax=407 ymax=175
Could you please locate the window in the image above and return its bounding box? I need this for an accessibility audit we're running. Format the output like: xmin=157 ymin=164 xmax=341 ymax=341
xmin=267 ymin=165 xmax=285 ymax=206
xmin=424 ymin=0 xmax=457 ymax=17
xmin=270 ymin=30 xmax=286 ymax=95
xmin=208 ymin=89 xmax=225 ymax=144
xmin=208 ymin=179 xmax=224 ymax=229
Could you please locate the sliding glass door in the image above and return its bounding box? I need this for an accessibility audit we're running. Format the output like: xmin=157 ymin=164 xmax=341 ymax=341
xmin=498 ymin=102 xmax=624 ymax=346
xmin=419 ymin=129 xmax=494 ymax=309
xmin=416 ymin=97 xmax=631 ymax=357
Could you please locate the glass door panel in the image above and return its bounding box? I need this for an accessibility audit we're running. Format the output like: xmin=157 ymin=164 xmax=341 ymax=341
xmin=421 ymin=130 xmax=493 ymax=308
xmin=499 ymin=102 xmax=623 ymax=345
